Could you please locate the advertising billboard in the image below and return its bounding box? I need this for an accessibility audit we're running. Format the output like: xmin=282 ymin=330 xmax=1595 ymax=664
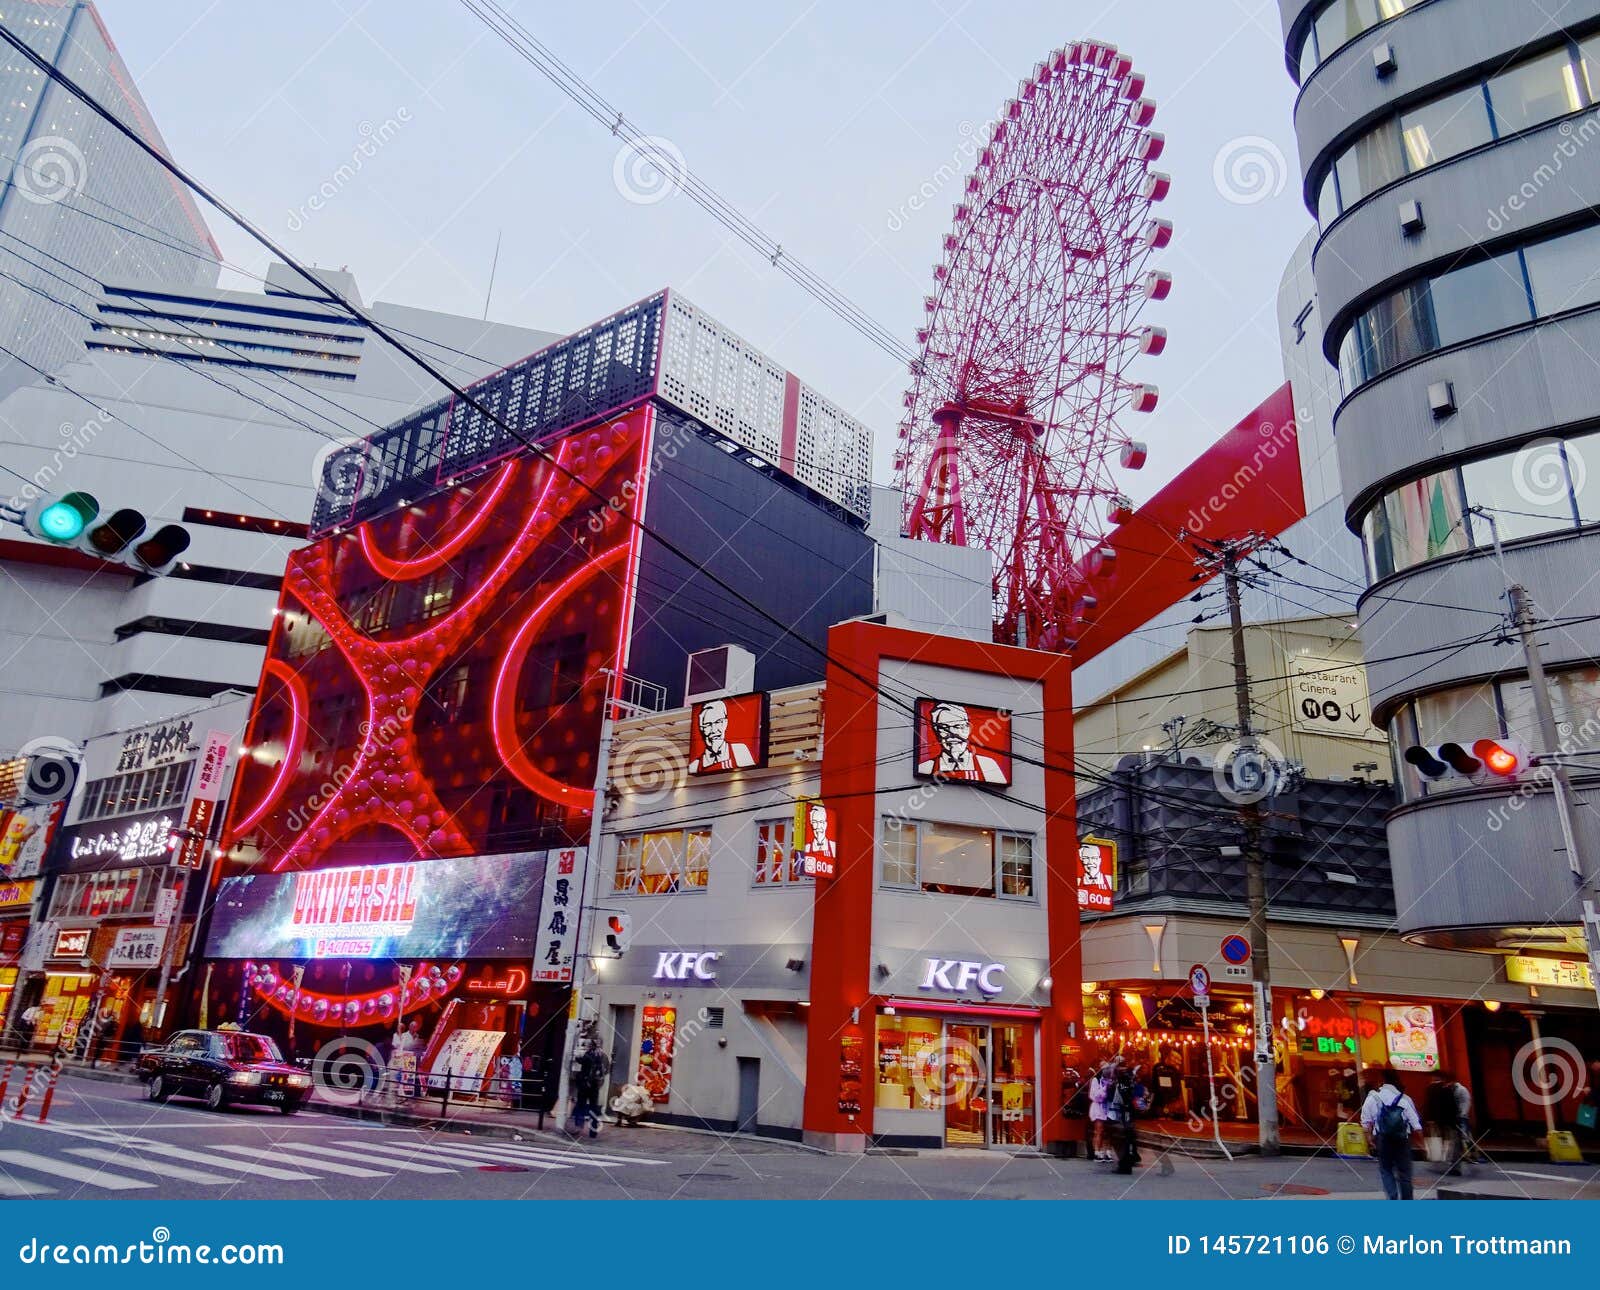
xmin=687 ymin=692 xmax=769 ymax=775
xmin=913 ymin=698 xmax=1013 ymax=785
xmin=1077 ymin=835 xmax=1117 ymax=912
xmin=205 ymin=852 xmax=549 ymax=961
xmin=791 ymin=798 xmax=837 ymax=879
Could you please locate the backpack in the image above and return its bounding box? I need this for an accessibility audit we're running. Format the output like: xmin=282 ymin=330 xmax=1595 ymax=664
xmin=1376 ymin=1090 xmax=1410 ymax=1141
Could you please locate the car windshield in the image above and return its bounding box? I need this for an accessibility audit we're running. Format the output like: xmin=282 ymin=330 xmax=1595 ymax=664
xmin=222 ymin=1033 xmax=283 ymax=1063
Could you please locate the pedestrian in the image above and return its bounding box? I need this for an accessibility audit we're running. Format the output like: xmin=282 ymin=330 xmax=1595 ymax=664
xmin=1088 ymin=1060 xmax=1116 ymax=1161
xmin=1111 ymin=1062 xmax=1149 ymax=1176
xmin=1360 ymin=1067 xmax=1421 ymax=1200
xmin=1579 ymin=1060 xmax=1600 ymax=1132
xmin=571 ymin=1040 xmax=609 ymax=1138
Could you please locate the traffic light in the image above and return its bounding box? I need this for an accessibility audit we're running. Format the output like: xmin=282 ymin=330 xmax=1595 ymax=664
xmin=1404 ymin=737 xmax=1529 ymax=783
xmin=604 ymin=913 xmax=631 ymax=957
xmin=24 ymin=491 xmax=97 ymax=543
xmin=16 ymin=490 xmax=190 ymax=576
xmin=1473 ymin=736 xmax=1529 ymax=779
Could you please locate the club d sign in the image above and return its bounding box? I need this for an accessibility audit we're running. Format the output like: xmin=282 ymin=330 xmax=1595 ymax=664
xmin=920 ymin=957 xmax=1006 ymax=995
xmin=652 ymin=950 xmax=722 ymax=982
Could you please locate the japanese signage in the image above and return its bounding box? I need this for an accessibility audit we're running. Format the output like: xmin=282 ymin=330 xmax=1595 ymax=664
xmin=115 ymin=718 xmax=194 ymax=772
xmin=0 ymin=878 xmax=36 ymax=912
xmin=173 ymin=729 xmax=232 ymax=871
xmin=67 ymin=869 xmax=142 ymax=918
xmin=1077 ymin=835 xmax=1117 ymax=912
xmin=531 ymin=847 xmax=581 ymax=983
xmin=51 ymin=927 xmax=90 ymax=959
xmin=791 ymin=798 xmax=837 ymax=879
xmin=64 ymin=810 xmax=178 ymax=870
xmin=913 ymin=698 xmax=1013 ymax=785
xmin=1505 ymin=955 xmax=1594 ymax=990
xmin=687 ymin=692 xmax=769 ymax=775
xmin=919 ymin=957 xmax=1006 ymax=995
xmin=1286 ymin=656 xmax=1384 ymax=742
xmin=1383 ymin=1004 xmax=1440 ymax=1072
xmin=107 ymin=925 xmax=166 ymax=970
xmin=206 ymin=851 xmax=548 ymax=961
xmin=0 ymin=802 xmax=63 ymax=879
xmin=152 ymin=885 xmax=178 ymax=929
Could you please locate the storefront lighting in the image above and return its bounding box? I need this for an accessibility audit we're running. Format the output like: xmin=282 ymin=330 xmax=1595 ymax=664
xmin=1038 ymin=975 xmax=1053 ymax=994
xmin=1081 ymin=981 xmax=1098 ymax=993
xmin=1338 ymin=935 xmax=1360 ymax=986
xmin=1483 ymin=999 xmax=1502 ymax=1012
xmin=1309 ymin=988 xmax=1325 ymax=1000
xmin=882 ymin=1005 xmax=896 ymax=1016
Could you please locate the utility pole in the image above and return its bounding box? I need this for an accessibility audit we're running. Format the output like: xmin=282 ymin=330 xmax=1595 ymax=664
xmin=1471 ymin=508 xmax=1600 ymax=1015
xmin=554 ymin=669 xmax=619 ymax=1119
xmin=1196 ymin=533 xmax=1280 ymax=1155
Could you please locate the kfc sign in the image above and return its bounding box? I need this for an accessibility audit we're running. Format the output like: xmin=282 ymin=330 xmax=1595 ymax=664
xmin=688 ymin=693 xmax=769 ymax=775
xmin=791 ymin=798 xmax=837 ymax=879
xmin=920 ymin=958 xmax=1006 ymax=995
xmin=913 ymin=699 xmax=1012 ymax=786
xmin=652 ymin=950 xmax=721 ymax=982
xmin=1077 ymin=835 xmax=1118 ymax=912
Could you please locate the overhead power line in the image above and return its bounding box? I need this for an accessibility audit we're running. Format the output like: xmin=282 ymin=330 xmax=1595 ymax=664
xmin=456 ymin=0 xmax=916 ymax=368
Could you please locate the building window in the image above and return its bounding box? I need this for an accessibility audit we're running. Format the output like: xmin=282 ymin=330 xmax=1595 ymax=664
xmin=875 ymin=1013 xmax=942 ymax=1111
xmin=877 ymin=818 xmax=1034 ymax=900
xmin=1316 ymin=39 xmax=1589 ymax=225
xmin=613 ymin=828 xmax=712 ymax=895
xmin=1299 ymin=0 xmax=1419 ymax=82
xmin=1358 ymin=430 xmax=1599 ymax=582
xmin=752 ymin=818 xmax=810 ymax=886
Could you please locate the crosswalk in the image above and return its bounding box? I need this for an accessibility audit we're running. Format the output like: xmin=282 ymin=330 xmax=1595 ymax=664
xmin=0 ymin=1129 xmax=667 ymax=1197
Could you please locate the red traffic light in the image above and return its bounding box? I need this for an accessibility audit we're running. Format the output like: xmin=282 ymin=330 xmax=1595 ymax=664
xmin=607 ymin=916 xmax=625 ymax=935
xmin=1472 ymin=738 xmax=1524 ymax=777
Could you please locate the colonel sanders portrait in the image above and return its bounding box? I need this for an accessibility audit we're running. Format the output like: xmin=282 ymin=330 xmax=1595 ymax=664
xmin=689 ymin=698 xmax=757 ymax=773
xmin=916 ymin=701 xmax=1007 ymax=783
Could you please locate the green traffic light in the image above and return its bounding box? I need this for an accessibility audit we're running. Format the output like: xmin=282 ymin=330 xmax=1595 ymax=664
xmin=37 ymin=500 xmax=87 ymax=541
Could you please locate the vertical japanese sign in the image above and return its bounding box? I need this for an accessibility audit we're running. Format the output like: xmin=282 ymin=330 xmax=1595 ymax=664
xmin=531 ymin=847 xmax=581 ymax=983
xmin=175 ymin=730 xmax=231 ymax=871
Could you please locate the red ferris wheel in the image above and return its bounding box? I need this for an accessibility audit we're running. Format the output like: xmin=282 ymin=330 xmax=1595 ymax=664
xmin=893 ymin=39 xmax=1171 ymax=651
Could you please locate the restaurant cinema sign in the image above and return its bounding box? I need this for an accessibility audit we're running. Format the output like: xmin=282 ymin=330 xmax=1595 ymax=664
xmin=290 ymin=863 xmax=420 ymax=958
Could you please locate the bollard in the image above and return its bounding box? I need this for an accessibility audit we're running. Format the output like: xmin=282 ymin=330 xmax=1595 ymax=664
xmin=34 ymin=1065 xmax=62 ymax=1123
xmin=0 ymin=1058 xmax=14 ymax=1107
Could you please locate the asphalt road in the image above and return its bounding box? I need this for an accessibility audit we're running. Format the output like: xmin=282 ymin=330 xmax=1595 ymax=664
xmin=1 ymin=1076 xmax=1596 ymax=1200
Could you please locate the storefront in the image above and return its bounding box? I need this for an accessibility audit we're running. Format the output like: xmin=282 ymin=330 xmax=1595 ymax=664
xmin=591 ymin=621 xmax=1081 ymax=1152
xmin=201 ymin=848 xmax=581 ymax=1095
xmin=0 ymin=879 xmax=38 ymax=1033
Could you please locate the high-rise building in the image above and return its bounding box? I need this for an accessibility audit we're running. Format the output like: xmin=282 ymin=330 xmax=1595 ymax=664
xmin=1281 ymin=1 xmax=1600 ymax=972
xmin=0 ymin=1 xmax=220 ymax=399
xmin=0 ymin=264 xmax=557 ymax=747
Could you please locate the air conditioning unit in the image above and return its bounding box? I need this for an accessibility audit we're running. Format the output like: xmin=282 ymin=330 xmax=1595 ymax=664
xmin=685 ymin=644 xmax=757 ymax=703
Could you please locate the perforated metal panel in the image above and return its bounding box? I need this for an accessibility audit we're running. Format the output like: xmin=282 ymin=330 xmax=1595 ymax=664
xmin=792 ymin=382 xmax=873 ymax=518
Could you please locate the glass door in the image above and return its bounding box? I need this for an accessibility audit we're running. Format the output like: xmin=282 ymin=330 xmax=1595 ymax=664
xmin=988 ymin=1023 xmax=1037 ymax=1147
xmin=943 ymin=1023 xmax=989 ymax=1146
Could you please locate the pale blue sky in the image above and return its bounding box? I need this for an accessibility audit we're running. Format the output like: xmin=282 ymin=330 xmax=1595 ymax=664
xmin=94 ymin=0 xmax=1312 ymax=503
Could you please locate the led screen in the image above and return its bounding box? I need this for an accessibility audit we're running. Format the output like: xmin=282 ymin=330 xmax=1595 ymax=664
xmin=205 ymin=852 xmax=547 ymax=960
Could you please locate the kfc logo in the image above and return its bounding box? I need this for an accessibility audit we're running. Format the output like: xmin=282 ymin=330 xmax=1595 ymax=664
xmin=914 ymin=699 xmax=1012 ymax=785
xmin=652 ymin=950 xmax=722 ymax=982
xmin=1077 ymin=835 xmax=1117 ymax=912
xmin=919 ymin=958 xmax=1006 ymax=995
xmin=688 ymin=693 xmax=768 ymax=775
xmin=792 ymin=798 xmax=837 ymax=879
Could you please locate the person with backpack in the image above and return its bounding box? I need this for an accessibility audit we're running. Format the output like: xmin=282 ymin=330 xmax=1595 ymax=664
xmin=571 ymin=1040 xmax=610 ymax=1138
xmin=1360 ymin=1067 xmax=1422 ymax=1199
